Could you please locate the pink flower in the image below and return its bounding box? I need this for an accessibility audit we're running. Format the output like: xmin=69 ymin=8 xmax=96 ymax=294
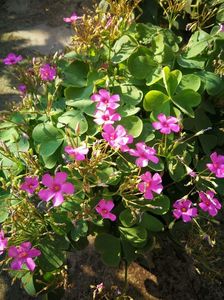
xmin=64 ymin=145 xmax=89 ymax=161
xmin=95 ymin=199 xmax=116 ymax=221
xmin=219 ymin=24 xmax=224 ymax=32
xmin=3 ymin=53 xmax=23 ymax=65
xmin=152 ymin=113 xmax=180 ymax=134
xmin=38 ymin=172 xmax=75 ymax=206
xmin=91 ymin=89 xmax=120 ymax=111
xmin=102 ymin=124 xmax=133 ymax=152
xmin=206 ymin=152 xmax=224 ymax=178
xmin=0 ymin=230 xmax=8 ymax=255
xmin=8 ymin=242 xmax=41 ymax=271
xmin=18 ymin=84 xmax=27 ymax=95
xmin=129 ymin=142 xmax=159 ymax=167
xmin=173 ymin=199 xmax=198 ymax=222
xmin=20 ymin=176 xmax=39 ymax=194
xmin=138 ymin=171 xmax=163 ymax=200
xmin=199 ymin=191 xmax=221 ymax=217
xmin=94 ymin=109 xmax=121 ymax=125
xmin=63 ymin=12 xmax=80 ymax=23
xmin=39 ymin=64 xmax=56 ymax=81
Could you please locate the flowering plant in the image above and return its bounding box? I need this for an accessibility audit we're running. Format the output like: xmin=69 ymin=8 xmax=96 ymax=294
xmin=0 ymin=0 xmax=224 ymax=297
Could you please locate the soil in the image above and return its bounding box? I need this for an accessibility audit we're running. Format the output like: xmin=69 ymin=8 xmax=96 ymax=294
xmin=0 ymin=1 xmax=224 ymax=299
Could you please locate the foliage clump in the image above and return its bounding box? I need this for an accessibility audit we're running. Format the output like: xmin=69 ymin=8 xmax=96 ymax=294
xmin=0 ymin=0 xmax=224 ymax=298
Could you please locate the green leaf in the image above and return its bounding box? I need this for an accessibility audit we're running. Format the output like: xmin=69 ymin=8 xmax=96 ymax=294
xmin=42 ymin=151 xmax=58 ymax=169
xmin=95 ymin=233 xmax=121 ymax=267
xmin=50 ymin=211 xmax=73 ymax=235
xmin=32 ymin=123 xmax=64 ymax=157
xmin=38 ymin=236 xmax=69 ymax=271
xmin=32 ymin=123 xmax=64 ymax=143
xmin=111 ymin=35 xmax=138 ymax=63
xmin=162 ymin=66 xmax=182 ymax=97
xmin=140 ymin=213 xmax=164 ymax=232
xmin=135 ymin=23 xmax=158 ymax=45
xmin=64 ymin=85 xmax=94 ymax=100
xmin=65 ymin=99 xmax=96 ymax=116
xmin=121 ymin=239 xmax=137 ymax=265
xmin=119 ymin=226 xmax=147 ymax=248
xmin=116 ymin=156 xmax=132 ymax=173
xmin=113 ymin=85 xmax=143 ymax=105
xmin=185 ymin=30 xmax=213 ymax=58
xmin=178 ymin=74 xmax=201 ymax=92
xmin=172 ymin=89 xmax=201 ymax=117
xmin=177 ymin=55 xmax=205 ymax=69
xmin=143 ymin=90 xmax=170 ymax=116
xmin=71 ymin=220 xmax=88 ymax=241
xmin=119 ymin=209 xmax=137 ymax=227
xmin=63 ymin=61 xmax=89 ymax=87
xmin=118 ymin=116 xmax=143 ymax=137
xmin=57 ymin=110 xmax=88 ymax=135
xmin=117 ymin=104 xmax=140 ymax=117
xmin=128 ymin=48 xmax=156 ymax=79
xmin=0 ymin=201 xmax=9 ymax=222
xmin=197 ymin=71 xmax=224 ymax=96
xmin=0 ymin=127 xmax=19 ymax=142
xmin=21 ymin=273 xmax=36 ymax=296
xmin=147 ymin=195 xmax=170 ymax=215
xmin=40 ymin=139 xmax=63 ymax=157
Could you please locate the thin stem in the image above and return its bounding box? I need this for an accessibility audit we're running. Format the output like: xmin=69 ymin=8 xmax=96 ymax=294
xmin=123 ymin=260 xmax=128 ymax=296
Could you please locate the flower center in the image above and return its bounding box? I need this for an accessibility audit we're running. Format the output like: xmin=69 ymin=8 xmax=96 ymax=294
xmin=53 ymin=184 xmax=61 ymax=192
xmin=205 ymin=200 xmax=210 ymax=206
xmin=146 ymin=181 xmax=151 ymax=189
xmin=103 ymin=115 xmax=109 ymax=121
xmin=101 ymin=208 xmax=108 ymax=214
xmin=102 ymin=98 xmax=108 ymax=104
xmin=19 ymin=251 xmax=28 ymax=258
xmin=162 ymin=122 xmax=169 ymax=128
xmin=181 ymin=207 xmax=187 ymax=212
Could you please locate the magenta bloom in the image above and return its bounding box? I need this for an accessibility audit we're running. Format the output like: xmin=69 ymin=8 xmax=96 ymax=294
xmin=39 ymin=64 xmax=56 ymax=81
xmin=138 ymin=171 xmax=163 ymax=200
xmin=129 ymin=142 xmax=159 ymax=167
xmin=0 ymin=230 xmax=8 ymax=255
xmin=20 ymin=176 xmax=39 ymax=194
xmin=38 ymin=172 xmax=75 ymax=206
xmin=8 ymin=242 xmax=41 ymax=271
xmin=95 ymin=199 xmax=116 ymax=221
xmin=3 ymin=53 xmax=23 ymax=65
xmin=152 ymin=113 xmax=180 ymax=134
xmin=91 ymin=89 xmax=120 ymax=111
xmin=199 ymin=191 xmax=221 ymax=217
xmin=63 ymin=12 xmax=80 ymax=23
xmin=206 ymin=152 xmax=224 ymax=178
xmin=64 ymin=145 xmax=89 ymax=161
xmin=102 ymin=124 xmax=133 ymax=152
xmin=94 ymin=109 xmax=121 ymax=125
xmin=219 ymin=24 xmax=224 ymax=32
xmin=173 ymin=199 xmax=198 ymax=222
xmin=18 ymin=84 xmax=27 ymax=95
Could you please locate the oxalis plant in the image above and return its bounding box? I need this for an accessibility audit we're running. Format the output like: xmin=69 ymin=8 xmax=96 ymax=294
xmin=0 ymin=0 xmax=224 ymax=298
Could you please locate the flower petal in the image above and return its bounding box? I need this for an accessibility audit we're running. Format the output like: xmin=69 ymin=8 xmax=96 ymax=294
xmin=54 ymin=172 xmax=68 ymax=184
xmin=11 ymin=259 xmax=23 ymax=270
xmin=61 ymin=182 xmax=75 ymax=194
xmin=38 ymin=189 xmax=54 ymax=202
xmin=52 ymin=192 xmax=64 ymax=206
xmin=8 ymin=246 xmax=19 ymax=258
xmin=42 ymin=174 xmax=53 ymax=188
xmin=25 ymin=258 xmax=36 ymax=272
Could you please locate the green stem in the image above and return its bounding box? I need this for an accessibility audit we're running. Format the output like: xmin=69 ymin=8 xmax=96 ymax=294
xmin=123 ymin=260 xmax=128 ymax=296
